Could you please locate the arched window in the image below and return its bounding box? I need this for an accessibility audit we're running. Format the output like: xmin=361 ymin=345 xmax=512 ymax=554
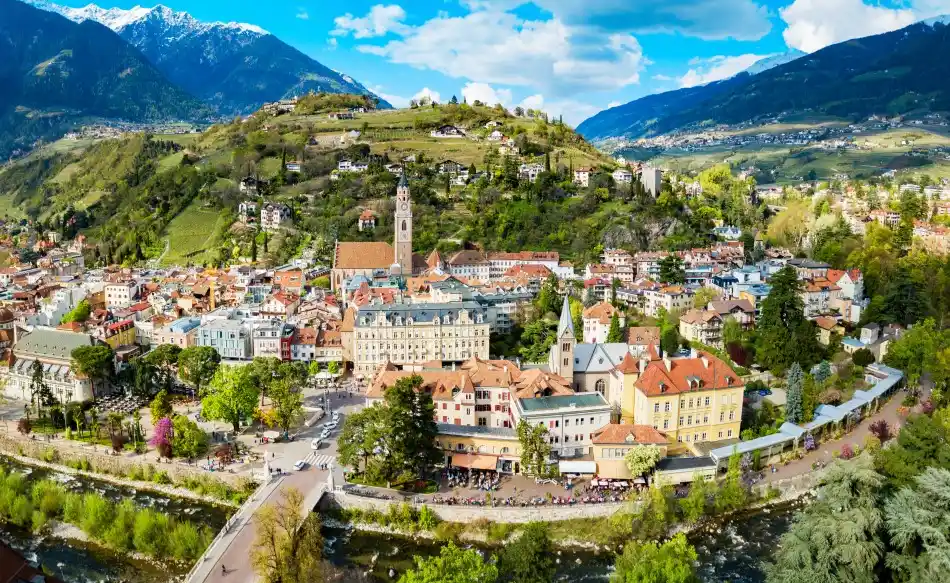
xmin=401 ymin=220 xmax=407 ymax=231
xmin=595 ymin=379 xmax=606 ymax=395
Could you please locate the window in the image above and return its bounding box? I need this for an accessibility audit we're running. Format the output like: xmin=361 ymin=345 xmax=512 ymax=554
xmin=727 ymin=429 xmax=733 ymax=437
xmin=704 ymin=397 xmax=711 ymax=406
xmin=663 ymin=419 xmax=669 ymax=429
xmin=687 ymin=415 xmax=692 ymax=425
xmin=689 ymin=398 xmax=694 ymax=408
xmin=703 ymin=415 xmax=708 ymax=424
xmin=679 ymin=416 xmax=684 ymax=426
xmin=718 ymin=431 xmax=723 ymax=438
xmin=720 ymin=412 xmax=725 ymax=422
xmin=664 ymin=402 xmax=671 ymax=412
xmin=680 ymin=399 xmax=685 ymax=408
xmin=565 ymin=419 xmax=570 ymax=427
xmin=595 ymin=379 xmax=606 ymax=395
xmin=478 ymin=417 xmax=487 ymax=426
xmin=654 ymin=403 xmax=660 ymax=413
xmin=455 ymin=404 xmax=461 ymax=411
xmin=589 ymin=417 xmax=594 ymax=424
xmin=442 ymin=416 xmax=447 ymax=422
xmin=701 ymin=432 xmax=707 ymax=440
xmin=729 ymin=411 xmax=734 ymax=421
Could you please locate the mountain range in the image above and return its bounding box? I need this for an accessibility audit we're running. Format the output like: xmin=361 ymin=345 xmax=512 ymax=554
xmin=27 ymin=1 xmax=390 ymax=113
xmin=0 ymin=0 xmax=207 ymax=156
xmin=578 ymin=18 xmax=950 ymax=142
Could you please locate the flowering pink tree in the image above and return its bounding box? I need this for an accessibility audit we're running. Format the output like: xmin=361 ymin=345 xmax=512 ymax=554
xmin=149 ymin=417 xmax=174 ymax=459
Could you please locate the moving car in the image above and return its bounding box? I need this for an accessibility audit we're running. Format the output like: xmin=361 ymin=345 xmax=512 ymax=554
xmin=293 ymin=460 xmax=307 ymax=471
xmin=311 ymin=438 xmax=322 ymax=450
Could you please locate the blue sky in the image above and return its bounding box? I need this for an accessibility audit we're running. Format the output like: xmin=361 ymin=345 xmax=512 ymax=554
xmin=50 ymin=0 xmax=950 ymax=124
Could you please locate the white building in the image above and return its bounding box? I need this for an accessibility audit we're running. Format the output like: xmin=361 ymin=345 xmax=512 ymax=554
xmin=612 ymin=168 xmax=633 ymax=184
xmin=105 ymin=281 xmax=137 ymax=310
xmin=261 ymin=203 xmax=292 ymax=232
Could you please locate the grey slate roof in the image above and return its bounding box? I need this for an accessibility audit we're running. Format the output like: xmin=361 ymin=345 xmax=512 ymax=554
xmin=13 ymin=328 xmax=98 ymax=364
xmin=573 ymin=343 xmax=631 ymax=373
xmin=356 ymin=302 xmax=487 ymax=326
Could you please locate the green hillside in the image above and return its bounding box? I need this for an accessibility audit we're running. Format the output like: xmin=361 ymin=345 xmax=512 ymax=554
xmin=0 ymin=99 xmax=758 ymax=268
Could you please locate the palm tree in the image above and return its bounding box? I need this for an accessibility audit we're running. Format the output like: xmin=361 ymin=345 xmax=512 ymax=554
xmin=107 ymin=412 xmax=124 ymax=440
xmin=71 ymin=407 xmax=85 ymax=438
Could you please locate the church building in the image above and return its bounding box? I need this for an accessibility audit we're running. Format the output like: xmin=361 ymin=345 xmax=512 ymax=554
xmin=331 ymin=174 xmax=423 ymax=290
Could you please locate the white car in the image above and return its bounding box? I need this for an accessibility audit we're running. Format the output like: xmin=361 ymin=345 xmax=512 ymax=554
xmin=311 ymin=438 xmax=322 ymax=450
xmin=293 ymin=460 xmax=307 ymax=471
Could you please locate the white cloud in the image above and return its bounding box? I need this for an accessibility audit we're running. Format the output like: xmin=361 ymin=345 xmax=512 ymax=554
xmin=463 ymin=0 xmax=772 ymax=41
xmin=327 ymin=38 xmax=338 ymax=49
xmin=678 ymin=53 xmax=770 ymax=88
xmin=460 ymin=82 xmax=513 ymax=107
xmin=295 ymin=9 xmax=308 ymax=20
xmin=519 ymin=94 xmax=544 ymax=110
xmin=353 ymin=11 xmax=646 ymax=96
xmin=371 ymin=85 xmax=409 ymax=108
xmin=332 ymin=4 xmax=407 ymax=39
xmin=412 ymin=87 xmax=442 ymax=104
xmin=652 ymin=74 xmax=675 ymax=81
xmin=607 ymin=101 xmax=621 ymax=108
xmin=779 ymin=0 xmax=950 ymax=53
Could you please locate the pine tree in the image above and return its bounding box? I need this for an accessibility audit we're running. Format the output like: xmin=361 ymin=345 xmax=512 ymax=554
xmin=786 ymin=363 xmax=804 ymax=424
xmin=815 ymin=361 xmax=832 ymax=385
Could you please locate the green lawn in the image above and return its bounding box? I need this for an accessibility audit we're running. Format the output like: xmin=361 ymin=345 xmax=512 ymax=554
xmin=160 ymin=200 xmax=228 ymax=266
xmin=158 ymin=151 xmax=185 ymax=172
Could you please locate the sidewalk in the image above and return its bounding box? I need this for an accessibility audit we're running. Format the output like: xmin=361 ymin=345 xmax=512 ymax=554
xmin=764 ymin=389 xmax=907 ymax=484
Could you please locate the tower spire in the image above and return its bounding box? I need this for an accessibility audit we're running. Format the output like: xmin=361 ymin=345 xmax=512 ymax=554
xmin=557 ymin=295 xmax=574 ymax=338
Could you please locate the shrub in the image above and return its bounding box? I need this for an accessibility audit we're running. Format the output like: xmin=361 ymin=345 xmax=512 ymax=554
xmin=41 ymin=448 xmax=57 ymax=463
xmin=869 ymin=419 xmax=892 ymax=442
xmin=17 ymin=418 xmax=31 ymax=435
xmin=31 ymin=510 xmax=49 ymax=533
xmin=852 ymin=348 xmax=875 ymax=367
xmin=863 ymin=434 xmax=882 ymax=453
xmin=168 ymin=522 xmax=211 ymax=561
xmin=840 ymin=444 xmax=855 ymax=460
xmin=80 ymin=494 xmax=114 ymax=538
xmin=418 ymin=505 xmax=439 ymax=530
xmin=133 ymin=509 xmax=170 ymax=556
xmin=433 ymin=521 xmax=465 ymax=541
xmin=152 ymin=471 xmax=172 ymax=485
xmin=111 ymin=434 xmax=126 ymax=453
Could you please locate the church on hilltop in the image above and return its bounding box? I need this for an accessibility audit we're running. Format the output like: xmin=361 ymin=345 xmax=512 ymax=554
xmin=331 ymin=174 xmax=425 ymax=290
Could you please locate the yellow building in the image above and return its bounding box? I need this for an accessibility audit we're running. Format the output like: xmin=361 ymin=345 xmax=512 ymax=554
xmin=104 ymin=319 xmax=136 ymax=349
xmin=435 ymin=424 xmax=523 ymax=473
xmin=590 ymin=424 xmax=668 ymax=479
xmin=613 ymin=350 xmax=743 ymax=452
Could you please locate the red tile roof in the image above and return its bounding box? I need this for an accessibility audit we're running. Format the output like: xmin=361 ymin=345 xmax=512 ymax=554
xmin=635 ymin=352 xmax=743 ymax=397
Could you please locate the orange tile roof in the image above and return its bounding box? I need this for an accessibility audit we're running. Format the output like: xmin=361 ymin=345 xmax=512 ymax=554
xmin=628 ymin=326 xmax=661 ymax=345
xmin=511 ymin=369 xmax=574 ymax=399
xmin=334 ymin=241 xmax=394 ymax=270
xmin=591 ymin=423 xmax=667 ymax=445
xmin=583 ymin=301 xmax=618 ymax=324
xmin=679 ymin=309 xmax=721 ymax=325
xmin=367 ymin=370 xmax=475 ymax=401
xmin=503 ymin=264 xmax=552 ymax=278
xmin=814 ymin=316 xmax=839 ymax=330
xmin=635 ymin=351 xmax=743 ymax=397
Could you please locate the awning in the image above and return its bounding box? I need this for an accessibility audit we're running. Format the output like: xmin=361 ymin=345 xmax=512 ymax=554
xmin=558 ymin=460 xmax=597 ymax=474
xmin=451 ymin=453 xmax=498 ymax=470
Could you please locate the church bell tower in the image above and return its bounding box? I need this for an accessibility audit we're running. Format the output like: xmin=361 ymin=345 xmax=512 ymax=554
xmin=394 ymin=172 xmax=413 ymax=273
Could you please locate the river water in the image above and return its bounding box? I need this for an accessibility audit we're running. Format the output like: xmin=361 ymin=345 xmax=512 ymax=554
xmin=322 ymin=498 xmax=806 ymax=582
xmin=0 ymin=456 xmax=232 ymax=583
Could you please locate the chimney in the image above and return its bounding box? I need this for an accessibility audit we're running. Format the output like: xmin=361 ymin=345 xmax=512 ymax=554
xmin=701 ymin=356 xmax=709 ymax=369
xmin=639 ymin=355 xmax=649 ymax=373
xmin=689 ymin=347 xmax=697 ymax=359
xmin=663 ymin=356 xmax=672 ymax=372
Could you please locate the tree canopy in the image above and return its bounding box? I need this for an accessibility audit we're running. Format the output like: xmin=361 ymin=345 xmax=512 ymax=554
xmin=201 ymin=366 xmax=260 ymax=433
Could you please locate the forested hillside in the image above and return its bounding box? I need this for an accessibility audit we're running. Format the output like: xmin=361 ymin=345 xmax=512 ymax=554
xmin=0 ymin=99 xmax=766 ymax=268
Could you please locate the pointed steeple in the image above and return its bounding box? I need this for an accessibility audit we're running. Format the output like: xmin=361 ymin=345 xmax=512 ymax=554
xmin=557 ymin=295 xmax=574 ymax=338
xmin=398 ymin=170 xmax=408 ymax=189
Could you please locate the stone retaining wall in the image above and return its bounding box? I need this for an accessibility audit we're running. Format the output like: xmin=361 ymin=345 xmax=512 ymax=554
xmin=0 ymin=434 xmax=246 ymax=487
xmin=320 ymin=490 xmax=632 ymax=523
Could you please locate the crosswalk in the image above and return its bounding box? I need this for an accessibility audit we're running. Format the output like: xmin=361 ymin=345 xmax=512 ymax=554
xmin=304 ymin=453 xmax=335 ymax=469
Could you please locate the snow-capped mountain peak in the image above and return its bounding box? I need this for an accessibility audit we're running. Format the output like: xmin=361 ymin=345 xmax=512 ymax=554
xmin=28 ymin=1 xmax=269 ymax=36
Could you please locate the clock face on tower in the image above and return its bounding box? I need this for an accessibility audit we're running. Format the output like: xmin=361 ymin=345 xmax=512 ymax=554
xmin=401 ymin=203 xmax=408 ymax=211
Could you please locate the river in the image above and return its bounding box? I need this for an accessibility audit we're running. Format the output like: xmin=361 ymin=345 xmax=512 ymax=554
xmin=0 ymin=455 xmax=232 ymax=583
xmin=322 ymin=498 xmax=806 ymax=582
